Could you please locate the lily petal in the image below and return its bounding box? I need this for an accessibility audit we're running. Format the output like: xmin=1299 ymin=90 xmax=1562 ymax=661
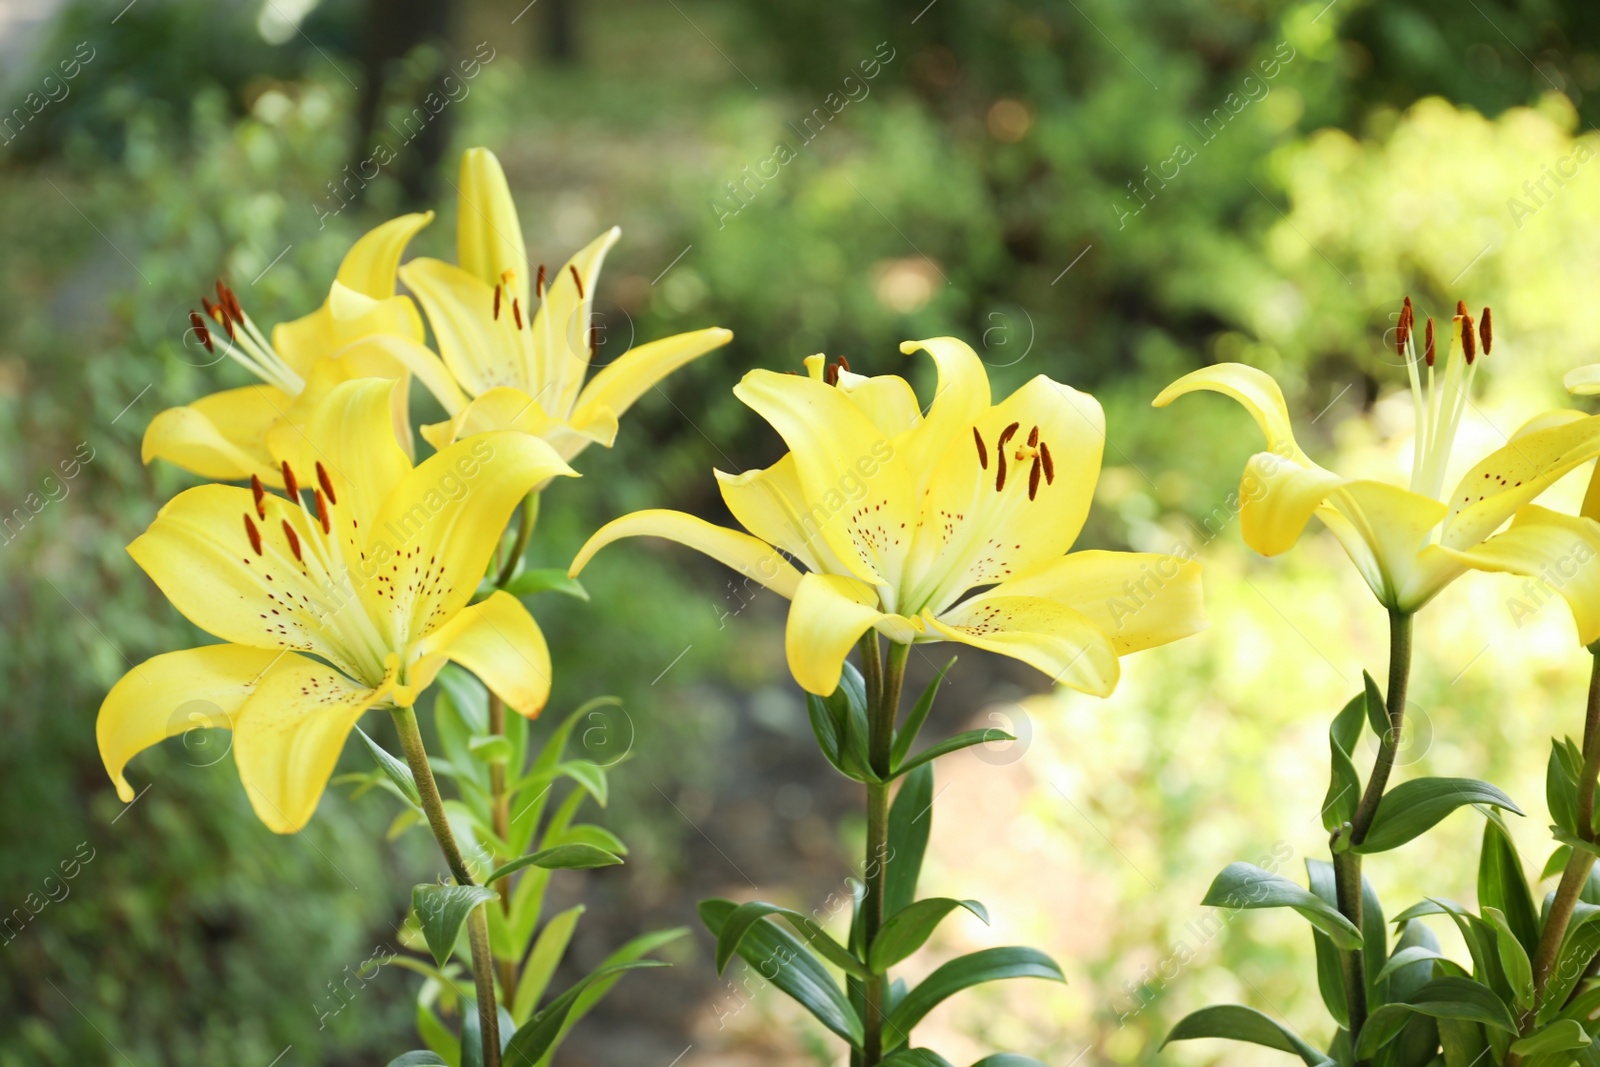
xmin=418 ymin=387 xmax=618 ymax=460
xmin=410 ymin=590 xmax=552 ymax=719
xmin=1317 ymin=480 xmax=1451 ymax=611
xmin=980 ymin=550 xmax=1206 ymax=654
xmin=336 ymin=211 xmax=435 ymax=299
xmin=924 ymin=595 xmax=1120 ymax=697
xmin=232 ymin=656 xmax=388 ymax=833
xmin=1236 ymin=450 xmax=1349 ymax=557
xmin=456 ymin=147 xmax=529 ymax=307
xmin=785 ymin=573 xmax=914 ymax=696
xmin=715 ymin=455 xmax=861 ymax=577
xmin=568 ymin=508 xmax=803 ymax=599
xmin=835 ymin=368 xmax=924 ymax=439
xmin=1153 ymin=362 xmax=1309 ymax=461
xmin=1442 ymin=415 xmax=1600 ymax=549
xmin=1441 ymin=505 xmax=1600 ymax=645
xmin=334 ymin=333 xmax=468 ymax=417
xmin=569 ymin=327 xmax=733 ymax=438
xmin=733 ymin=368 xmax=911 ymax=587
xmin=364 ymin=429 xmax=575 ymax=647
xmin=531 ymin=227 xmax=620 ymax=418
xmin=400 ymin=256 xmax=531 ymax=398
xmin=97 ymin=644 xmax=288 ymax=803
xmin=142 ymin=385 xmax=290 ymax=484
xmin=898 ymin=337 xmax=991 ymax=494
xmin=1566 ymin=364 xmax=1600 ymax=396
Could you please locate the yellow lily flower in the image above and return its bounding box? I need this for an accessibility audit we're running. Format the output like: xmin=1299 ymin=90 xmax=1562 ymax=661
xmin=100 ymin=378 xmax=575 ymax=833
xmin=396 ymin=147 xmax=733 ymax=461
xmin=1155 ymin=301 xmax=1600 ymax=614
xmin=141 ymin=213 xmax=458 ymax=487
xmin=570 ymin=337 xmax=1206 ymax=697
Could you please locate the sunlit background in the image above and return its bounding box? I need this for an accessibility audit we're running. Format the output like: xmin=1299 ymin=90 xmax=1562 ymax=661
xmin=6 ymin=0 xmax=1600 ymax=1063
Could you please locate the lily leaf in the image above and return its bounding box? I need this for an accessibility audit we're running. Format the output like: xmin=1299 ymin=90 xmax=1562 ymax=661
xmin=890 ymin=657 xmax=956 ymax=769
xmin=355 ymin=726 xmax=422 ymax=807
xmin=1355 ymin=778 xmax=1523 ymax=854
xmin=411 ymin=883 xmax=498 ymax=967
xmin=883 ymin=947 xmax=1064 ymax=1049
xmin=1163 ymin=1004 xmax=1334 ymax=1066
xmin=486 ymin=844 xmax=623 ymax=884
xmin=503 ymin=567 xmax=590 ymax=601
xmin=501 ymin=961 xmax=666 ymax=1065
xmin=1203 ymin=862 xmax=1362 ymax=950
xmin=868 ymin=898 xmax=989 ymax=974
xmin=885 ymin=763 xmax=933 ymax=918
xmin=714 ymin=901 xmax=870 ymax=980
xmin=1355 ymin=976 xmax=1518 ymax=1060
xmin=893 ymin=728 xmax=1015 ymax=780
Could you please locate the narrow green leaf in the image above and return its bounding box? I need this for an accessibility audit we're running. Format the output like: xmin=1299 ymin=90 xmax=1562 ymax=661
xmin=699 ymin=898 xmax=863 ymax=1047
xmin=1510 ymin=1019 xmax=1591 ymax=1056
xmin=468 ymin=735 xmax=515 ymax=766
xmin=1360 ymin=873 xmax=1386 ymax=999
xmin=545 ymin=824 xmax=627 ymax=856
xmin=1363 ymin=670 xmax=1388 ymax=739
xmin=886 ymin=763 xmax=933 ymax=919
xmin=486 ymin=844 xmax=623 ymax=884
xmin=1479 ymin=817 xmax=1541 ymax=958
xmin=387 ymin=1054 xmax=449 ymax=1067
xmin=1483 ymin=907 xmax=1535 ymax=1010
xmin=1553 ymin=828 xmax=1600 ymax=859
xmin=890 ymin=657 xmax=956 ymax=769
xmin=715 ymin=901 xmax=869 ymax=979
xmin=880 ymin=1050 xmax=956 ymax=1067
xmin=1542 ymin=845 xmax=1574 ymax=883
xmin=512 ymin=904 xmax=584 ymax=1025
xmin=1376 ymin=945 xmax=1456 ymax=982
xmin=893 ymin=728 xmax=1016 ymax=780
xmin=1354 ymin=977 xmax=1519 ymax=1059
xmin=1356 ymin=779 xmax=1524 ymax=855
xmin=501 ymin=961 xmax=666 ymax=1065
xmin=868 ymin=899 xmax=989 ymax=973
xmin=1163 ymin=1004 xmax=1333 ymax=1066
xmin=883 ymin=947 xmax=1064 ymax=1049
xmin=1325 ymin=693 xmax=1366 ymax=832
xmin=1305 ymin=859 xmax=1349 ymax=1026
xmin=503 ymin=567 xmax=590 ymax=600
xmin=1549 ymin=742 xmax=1581 ymax=837
xmin=411 ymin=884 xmax=498 ymax=967
xmin=355 ymin=726 xmax=422 ymax=807
xmin=969 ymin=1058 xmax=1050 ymax=1067
xmin=807 ymin=691 xmax=846 ymax=771
xmin=1538 ymin=902 xmax=1600 ymax=1024
xmin=556 ymin=761 xmax=607 ymax=807
xmin=524 ymin=927 xmax=689 ymax=1059
xmin=1203 ymin=862 xmax=1363 ymax=950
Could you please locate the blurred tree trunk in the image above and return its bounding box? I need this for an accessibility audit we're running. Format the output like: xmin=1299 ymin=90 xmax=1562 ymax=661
xmin=542 ymin=0 xmax=579 ymax=63
xmin=351 ymin=0 xmax=458 ymax=207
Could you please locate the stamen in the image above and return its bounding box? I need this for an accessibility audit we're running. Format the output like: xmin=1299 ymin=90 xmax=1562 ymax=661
xmin=1028 ymin=457 xmax=1042 ymax=500
xmin=995 ymin=448 xmax=1008 ymax=492
xmin=590 ymin=319 xmax=600 ymax=357
xmin=189 ymin=311 xmax=212 ymax=352
xmin=1480 ymin=306 xmax=1492 ymax=356
xmin=315 ymin=489 xmax=331 ymax=535
xmin=536 ymin=264 xmax=546 ymax=299
xmin=1456 ymin=299 xmax=1468 ymax=318
xmin=493 ymin=284 xmax=502 ymax=321
xmin=512 ymin=298 xmax=523 ymax=330
xmin=838 ymin=355 xmax=851 ymax=373
xmin=250 ymin=474 xmax=267 ymax=519
xmin=282 ymin=520 xmax=303 ymax=562
xmin=243 ymin=513 xmax=263 ymax=556
xmin=1039 ymin=440 xmax=1055 ymax=483
xmin=1026 ymin=425 xmax=1039 ymax=447
xmin=825 ymin=362 xmax=840 ymax=386
xmin=315 ymin=461 xmax=337 ymax=504
xmin=281 ymin=461 xmax=299 ymax=501
xmin=1424 ymin=318 xmax=1435 ymax=367
xmin=973 ymin=427 xmax=988 ymax=469
xmin=1461 ymin=312 xmax=1476 ymax=364
xmin=1397 ymin=297 xmax=1413 ymax=356
xmin=217 ymin=280 xmax=243 ymax=323
xmin=569 ymin=264 xmax=585 ymax=299
xmin=996 ymin=422 xmax=1021 ymax=450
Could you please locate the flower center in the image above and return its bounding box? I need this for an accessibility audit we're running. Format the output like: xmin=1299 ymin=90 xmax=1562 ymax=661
xmin=973 ymin=421 xmax=1056 ymax=500
xmin=1399 ymin=296 xmax=1492 ymax=501
xmin=194 ymin=281 xmax=305 ymax=396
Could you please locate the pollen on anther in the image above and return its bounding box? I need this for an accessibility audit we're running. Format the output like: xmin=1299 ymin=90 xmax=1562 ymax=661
xmin=995 ymin=449 xmax=1009 ymax=492
xmin=536 ymin=264 xmax=546 ymax=299
xmin=1039 ymin=440 xmax=1055 ymax=483
xmin=1026 ymin=425 xmax=1039 ymax=447
xmin=315 ymin=489 xmax=331 ymax=534
xmin=838 ymin=355 xmax=851 ymax=373
xmin=282 ymin=520 xmax=303 ymax=562
xmin=1028 ymin=457 xmax=1042 ymax=500
xmin=997 ymin=422 xmax=1021 ymax=450
xmin=493 ymin=284 xmax=502 ymax=320
xmin=1424 ymin=318 xmax=1436 ymax=367
xmin=251 ymin=474 xmax=267 ymax=519
xmin=973 ymin=427 xmax=988 ymax=469
xmin=243 ymin=513 xmax=263 ymax=556
xmin=189 ymin=311 xmax=213 ymax=352
xmin=1480 ymin=306 xmax=1493 ymax=356
xmin=281 ymin=461 xmax=300 ymax=500
xmin=1461 ymin=313 xmax=1477 ymax=364
xmin=315 ymin=461 xmax=337 ymax=505
xmin=512 ymin=298 xmax=524 ymax=330
xmin=569 ymin=264 xmax=585 ymax=299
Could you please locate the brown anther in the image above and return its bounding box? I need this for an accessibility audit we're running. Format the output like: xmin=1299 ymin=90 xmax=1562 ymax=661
xmin=590 ymin=319 xmax=600 ymax=357
xmin=250 ymin=474 xmax=267 ymax=519
xmin=1039 ymin=440 xmax=1055 ymax=483
xmin=1456 ymin=299 xmax=1468 ymax=318
xmin=1028 ymin=456 xmax=1043 ymax=501
xmin=1424 ymin=318 xmax=1436 ymax=367
xmin=512 ymin=298 xmax=524 ymax=330
xmin=569 ymin=264 xmax=585 ymax=299
xmin=217 ymin=280 xmax=242 ymax=322
xmin=837 ymin=355 xmax=851 ymax=373
xmin=1397 ymin=298 xmax=1413 ymax=356
xmin=315 ymin=489 xmax=331 ymax=535
xmin=1480 ymin=306 xmax=1493 ymax=356
xmin=493 ymin=283 xmax=502 ymax=321
xmin=189 ymin=311 xmax=213 ymax=352
xmin=243 ymin=513 xmax=263 ymax=556
xmin=824 ymin=361 xmax=840 ymax=386
xmin=536 ymin=264 xmax=546 ymax=299
xmin=315 ymin=461 xmax=337 ymax=505
xmin=973 ymin=427 xmax=989 ymax=469
xmin=281 ymin=461 xmax=299 ymax=501
xmin=996 ymin=422 xmax=1021 ymax=450
xmin=1026 ymin=425 xmax=1040 ymax=447
xmin=995 ymin=448 xmax=1008 ymax=492
xmin=1461 ymin=313 xmax=1477 ymax=364
xmin=281 ymin=520 xmax=303 ymax=562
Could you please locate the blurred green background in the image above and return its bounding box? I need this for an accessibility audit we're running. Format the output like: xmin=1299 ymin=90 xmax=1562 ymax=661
xmin=7 ymin=0 xmax=1600 ymax=1062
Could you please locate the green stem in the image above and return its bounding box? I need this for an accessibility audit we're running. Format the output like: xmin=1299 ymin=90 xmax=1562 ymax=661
xmin=860 ymin=638 xmax=909 ymax=1066
xmin=486 ymin=693 xmax=517 ymax=1005
xmin=1528 ymin=651 xmax=1600 ymax=1012
xmin=1337 ymin=609 xmax=1413 ymax=1055
xmin=493 ymin=491 xmax=539 ymax=590
xmin=391 ymin=706 xmax=502 ymax=1067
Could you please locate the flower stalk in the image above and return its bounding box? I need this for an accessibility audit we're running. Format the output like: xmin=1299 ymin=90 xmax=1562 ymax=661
xmin=390 ymin=705 xmax=502 ymax=1067
xmin=861 ymin=637 xmax=909 ymax=1066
